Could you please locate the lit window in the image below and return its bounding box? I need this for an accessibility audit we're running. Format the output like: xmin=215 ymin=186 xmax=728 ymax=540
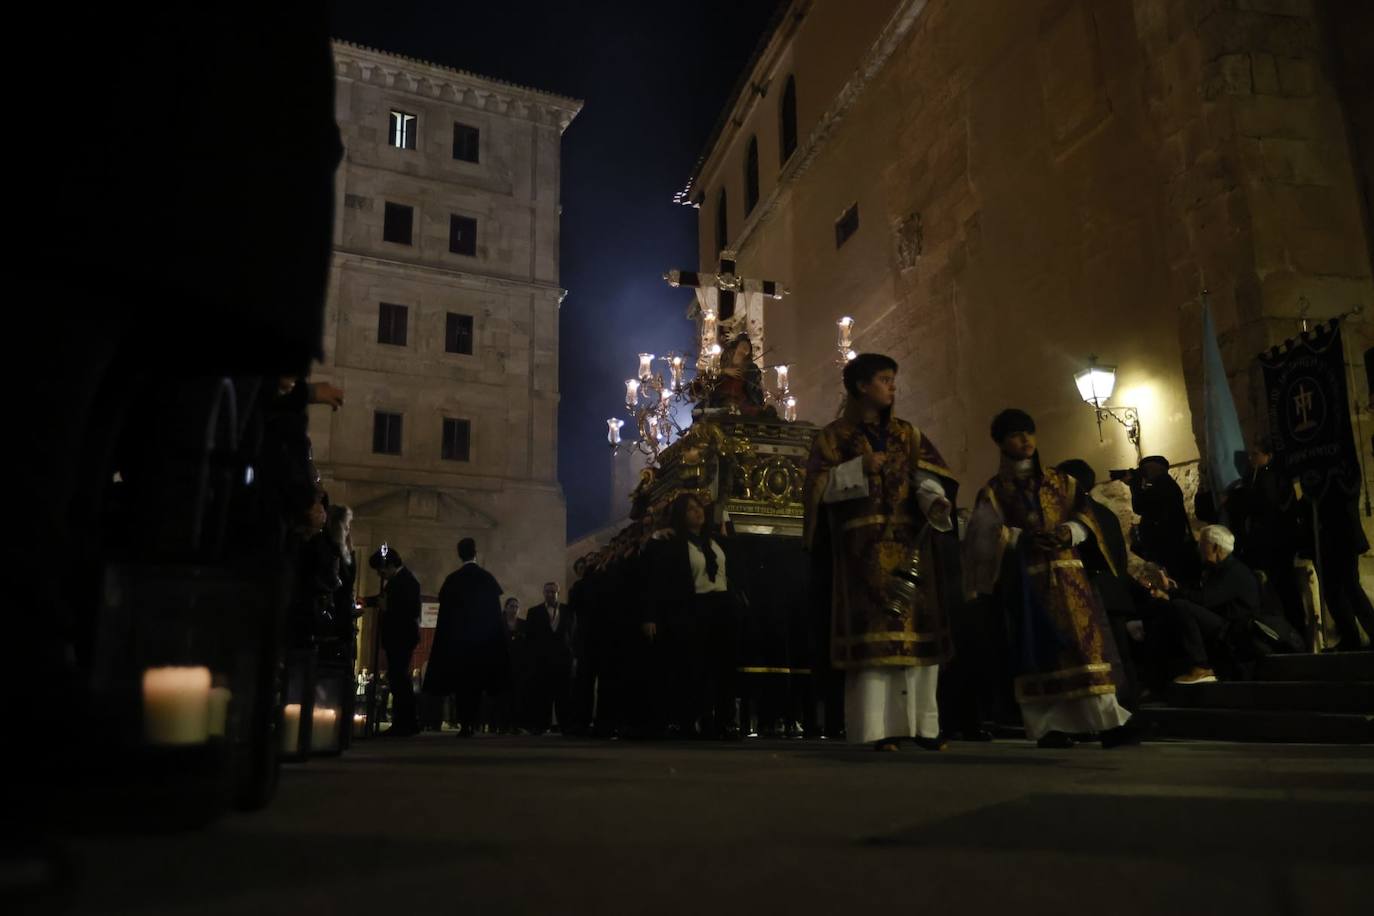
xmin=389 ymin=110 xmax=417 ymax=150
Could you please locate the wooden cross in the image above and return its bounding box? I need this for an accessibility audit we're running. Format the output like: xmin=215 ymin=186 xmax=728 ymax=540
xmin=663 ymin=249 xmax=787 ymax=322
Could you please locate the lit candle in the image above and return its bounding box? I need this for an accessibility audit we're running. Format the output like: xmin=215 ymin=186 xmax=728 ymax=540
xmin=670 ymin=355 xmax=684 ymax=390
xmin=660 ymin=387 xmax=672 ymax=406
xmin=706 ymin=343 xmax=722 ymax=375
xmin=353 ymin=713 xmax=367 ymax=737
xmin=282 ymin=703 xmax=302 ymax=754
xmin=837 ymin=316 xmax=854 ymax=349
xmin=142 ymin=666 xmax=211 ymax=746
xmin=774 ymin=364 xmax=790 ymax=392
xmin=310 ymin=707 xmax=339 ymax=752
xmin=624 ymin=378 xmax=640 ymax=410
xmin=647 ymin=415 xmax=660 ymax=442
xmin=638 ymin=353 xmax=656 ymax=381
xmin=606 ymin=417 xmax=624 ymax=446
xmin=784 ymin=396 xmax=798 ymax=422
xmin=207 ymin=686 xmax=232 ymax=738
xmin=845 ymin=348 xmax=858 ymax=362
xmin=702 ymin=309 xmax=717 ymax=342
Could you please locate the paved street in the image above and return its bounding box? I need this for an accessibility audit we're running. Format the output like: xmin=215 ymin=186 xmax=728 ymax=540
xmin=57 ymin=735 xmax=1372 ymax=915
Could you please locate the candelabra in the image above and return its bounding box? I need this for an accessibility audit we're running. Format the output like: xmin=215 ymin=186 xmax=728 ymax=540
xmin=612 ymin=351 xmax=696 ymax=461
xmin=765 ymin=364 xmax=799 ymax=422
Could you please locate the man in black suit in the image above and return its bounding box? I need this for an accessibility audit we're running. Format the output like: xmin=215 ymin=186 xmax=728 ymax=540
xmin=371 ymin=546 xmax=421 ymax=737
xmin=521 ymin=582 xmax=574 ymax=733
xmin=423 ymin=538 xmax=507 ymax=736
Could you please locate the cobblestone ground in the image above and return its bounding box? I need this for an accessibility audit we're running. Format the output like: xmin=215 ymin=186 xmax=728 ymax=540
xmin=56 ymin=735 xmax=1372 ymax=915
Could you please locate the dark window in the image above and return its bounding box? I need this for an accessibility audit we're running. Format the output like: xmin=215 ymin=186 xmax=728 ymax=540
xmin=835 ymin=203 xmax=860 ymax=249
xmin=383 ymin=202 xmax=413 ymax=245
xmin=780 ymin=75 xmax=798 ymax=164
xmin=715 ymin=189 xmax=728 ymax=254
xmin=744 ymin=136 xmax=760 ymax=215
xmin=453 ymin=123 xmax=480 ymax=162
xmin=372 ymin=412 xmax=403 ymax=455
xmin=446 ymin=312 xmax=475 ymax=354
xmin=449 ymin=214 xmax=478 ymax=256
xmin=441 ymin=418 xmax=471 ymax=462
xmin=389 ymin=110 xmax=417 ymax=149
xmin=378 ymin=303 xmax=408 ymax=346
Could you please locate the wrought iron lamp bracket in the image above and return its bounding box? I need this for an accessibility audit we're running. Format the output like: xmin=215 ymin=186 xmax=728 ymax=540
xmin=1094 ymin=404 xmax=1142 ymax=460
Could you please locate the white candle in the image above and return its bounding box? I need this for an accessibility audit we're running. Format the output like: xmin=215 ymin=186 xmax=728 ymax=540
xmin=142 ymin=666 xmax=211 ymax=746
xmin=207 ymin=686 xmax=232 ymax=737
xmin=311 ymin=708 xmax=339 ymax=752
xmin=282 ymin=703 xmax=302 ymax=754
xmin=353 ymin=713 xmax=367 ymax=736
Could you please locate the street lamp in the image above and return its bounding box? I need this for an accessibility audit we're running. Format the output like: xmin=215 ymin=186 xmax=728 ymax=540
xmin=1074 ymin=358 xmax=1141 ymax=459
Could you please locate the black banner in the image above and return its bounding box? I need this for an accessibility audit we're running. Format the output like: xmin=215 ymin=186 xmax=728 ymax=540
xmin=1258 ymin=319 xmax=1361 ymax=495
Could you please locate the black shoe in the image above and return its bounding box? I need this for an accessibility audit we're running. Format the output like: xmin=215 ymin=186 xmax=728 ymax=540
xmin=1100 ymin=724 xmax=1141 ymax=749
xmin=1036 ymin=731 xmax=1075 ymax=749
xmin=912 ymin=734 xmax=948 ymax=752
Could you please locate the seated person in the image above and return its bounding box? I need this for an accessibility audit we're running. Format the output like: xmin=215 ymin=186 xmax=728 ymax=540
xmin=1154 ymin=525 xmax=1260 ymax=685
xmin=703 ymin=334 xmax=775 ymax=417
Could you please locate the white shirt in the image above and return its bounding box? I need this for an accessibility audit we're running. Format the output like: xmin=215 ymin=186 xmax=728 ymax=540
xmin=688 ymin=540 xmax=728 ymax=595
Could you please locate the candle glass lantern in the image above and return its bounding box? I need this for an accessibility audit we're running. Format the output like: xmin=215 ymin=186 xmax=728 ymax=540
xmin=279 ymin=647 xmax=317 ymax=763
xmin=638 ymin=353 xmax=656 ymax=381
xmin=309 ymin=657 xmax=348 ymax=756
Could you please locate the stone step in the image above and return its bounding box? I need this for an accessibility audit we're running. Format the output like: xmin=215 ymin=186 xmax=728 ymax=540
xmin=1164 ymin=680 xmax=1374 ymax=714
xmin=1253 ymin=651 xmax=1374 ymax=682
xmin=1134 ymin=707 xmax=1373 ymax=744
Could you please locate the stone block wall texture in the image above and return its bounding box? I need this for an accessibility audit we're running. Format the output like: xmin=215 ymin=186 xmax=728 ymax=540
xmin=690 ymin=0 xmax=1372 ymax=589
xmin=311 ymin=43 xmax=581 ymax=665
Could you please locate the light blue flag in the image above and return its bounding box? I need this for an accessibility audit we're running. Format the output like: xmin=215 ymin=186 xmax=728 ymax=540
xmin=1202 ymin=297 xmax=1247 ymax=496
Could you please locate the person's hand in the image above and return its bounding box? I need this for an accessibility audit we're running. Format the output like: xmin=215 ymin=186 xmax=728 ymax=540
xmin=1161 ymin=575 xmax=1178 ymax=592
xmin=863 ymin=451 xmax=887 ymax=474
xmin=641 ymin=622 xmax=657 ymax=641
xmin=720 ymin=367 xmax=743 ymax=379
xmin=1032 ymin=526 xmax=1069 ymax=551
xmin=311 ymin=382 xmax=345 ymax=410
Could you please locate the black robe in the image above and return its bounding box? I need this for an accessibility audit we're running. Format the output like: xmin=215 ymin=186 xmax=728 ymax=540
xmin=423 ymin=563 xmax=508 ymax=695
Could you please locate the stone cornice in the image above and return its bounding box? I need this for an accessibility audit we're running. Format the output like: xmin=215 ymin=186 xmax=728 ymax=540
xmin=332 ymin=40 xmax=583 ymax=134
xmin=332 ymin=248 xmax=566 ymax=300
xmin=690 ymin=0 xmax=929 ymax=256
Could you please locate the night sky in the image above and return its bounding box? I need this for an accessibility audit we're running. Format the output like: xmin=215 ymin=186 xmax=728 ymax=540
xmin=330 ymin=1 xmax=784 ymax=538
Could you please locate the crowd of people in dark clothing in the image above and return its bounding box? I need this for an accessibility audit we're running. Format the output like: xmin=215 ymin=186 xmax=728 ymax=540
xmin=364 ymin=434 xmax=1371 ymax=744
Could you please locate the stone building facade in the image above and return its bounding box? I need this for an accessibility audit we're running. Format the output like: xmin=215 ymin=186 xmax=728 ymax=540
xmin=684 ymin=0 xmax=1372 ymax=576
xmin=310 ymin=42 xmax=581 ymax=639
